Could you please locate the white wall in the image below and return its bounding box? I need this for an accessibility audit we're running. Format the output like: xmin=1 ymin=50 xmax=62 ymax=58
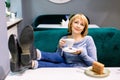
xmin=11 ymin=0 xmax=120 ymax=29
xmin=0 ymin=0 xmax=10 ymax=79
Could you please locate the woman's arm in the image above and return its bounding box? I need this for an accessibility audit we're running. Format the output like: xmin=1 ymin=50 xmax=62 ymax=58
xmin=79 ymin=36 xmax=97 ymax=66
xmin=56 ymin=36 xmax=67 ymax=55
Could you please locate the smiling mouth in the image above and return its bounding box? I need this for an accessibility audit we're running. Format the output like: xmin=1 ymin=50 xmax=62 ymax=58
xmin=74 ymin=27 xmax=81 ymax=30
xmin=75 ymin=28 xmax=81 ymax=32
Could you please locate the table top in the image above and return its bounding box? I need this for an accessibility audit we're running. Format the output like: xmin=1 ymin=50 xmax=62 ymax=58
xmin=5 ymin=67 xmax=120 ymax=80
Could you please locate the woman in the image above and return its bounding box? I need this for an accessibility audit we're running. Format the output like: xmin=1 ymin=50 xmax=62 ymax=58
xmin=31 ymin=13 xmax=97 ymax=68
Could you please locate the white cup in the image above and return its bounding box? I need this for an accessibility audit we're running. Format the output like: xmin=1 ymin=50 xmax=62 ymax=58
xmin=64 ymin=38 xmax=75 ymax=48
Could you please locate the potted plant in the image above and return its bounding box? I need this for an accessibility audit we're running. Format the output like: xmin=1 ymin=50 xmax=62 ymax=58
xmin=5 ymin=0 xmax=11 ymax=9
xmin=5 ymin=0 xmax=11 ymax=21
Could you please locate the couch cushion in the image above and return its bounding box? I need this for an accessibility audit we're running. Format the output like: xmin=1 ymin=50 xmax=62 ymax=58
xmin=34 ymin=29 xmax=68 ymax=52
xmin=88 ymin=28 xmax=120 ymax=67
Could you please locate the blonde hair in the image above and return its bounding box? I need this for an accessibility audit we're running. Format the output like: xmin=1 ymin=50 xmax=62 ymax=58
xmin=68 ymin=13 xmax=88 ymax=36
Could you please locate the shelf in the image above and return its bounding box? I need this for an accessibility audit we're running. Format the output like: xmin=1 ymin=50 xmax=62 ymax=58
xmin=7 ymin=18 xmax=23 ymax=29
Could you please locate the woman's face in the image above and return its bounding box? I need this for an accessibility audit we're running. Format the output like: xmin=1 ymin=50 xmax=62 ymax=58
xmin=71 ymin=18 xmax=85 ymax=35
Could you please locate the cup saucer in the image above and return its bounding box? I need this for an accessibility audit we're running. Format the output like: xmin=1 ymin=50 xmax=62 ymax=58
xmin=62 ymin=47 xmax=77 ymax=53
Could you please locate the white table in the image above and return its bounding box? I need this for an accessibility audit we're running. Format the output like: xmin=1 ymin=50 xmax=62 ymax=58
xmin=5 ymin=67 xmax=120 ymax=80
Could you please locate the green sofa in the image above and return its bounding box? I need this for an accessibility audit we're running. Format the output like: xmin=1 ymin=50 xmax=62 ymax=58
xmin=33 ymin=27 xmax=120 ymax=67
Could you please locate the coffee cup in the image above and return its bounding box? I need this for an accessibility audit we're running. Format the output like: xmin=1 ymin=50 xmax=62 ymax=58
xmin=64 ymin=38 xmax=75 ymax=48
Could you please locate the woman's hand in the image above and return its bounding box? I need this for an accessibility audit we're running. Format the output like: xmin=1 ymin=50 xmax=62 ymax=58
xmin=59 ymin=39 xmax=66 ymax=48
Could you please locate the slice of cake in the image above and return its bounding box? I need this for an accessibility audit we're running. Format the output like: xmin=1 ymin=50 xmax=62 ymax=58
xmin=92 ymin=61 xmax=104 ymax=74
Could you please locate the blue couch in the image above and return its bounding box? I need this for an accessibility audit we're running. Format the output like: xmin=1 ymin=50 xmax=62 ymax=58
xmin=33 ymin=27 xmax=120 ymax=67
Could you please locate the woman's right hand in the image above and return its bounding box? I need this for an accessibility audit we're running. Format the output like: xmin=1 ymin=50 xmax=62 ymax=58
xmin=59 ymin=39 xmax=66 ymax=48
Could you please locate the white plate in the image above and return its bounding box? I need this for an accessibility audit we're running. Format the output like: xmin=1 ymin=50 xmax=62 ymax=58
xmin=84 ymin=66 xmax=110 ymax=78
xmin=62 ymin=47 xmax=77 ymax=53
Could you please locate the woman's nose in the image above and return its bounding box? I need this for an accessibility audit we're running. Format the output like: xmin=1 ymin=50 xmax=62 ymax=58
xmin=76 ymin=24 xmax=81 ymax=28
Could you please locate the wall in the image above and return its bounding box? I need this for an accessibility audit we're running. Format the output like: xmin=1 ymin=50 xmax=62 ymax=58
xmin=0 ymin=0 xmax=10 ymax=79
xmin=11 ymin=0 xmax=120 ymax=29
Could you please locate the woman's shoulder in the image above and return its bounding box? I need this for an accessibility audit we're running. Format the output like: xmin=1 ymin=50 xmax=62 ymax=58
xmin=85 ymin=35 xmax=93 ymax=38
xmin=84 ymin=35 xmax=94 ymax=41
xmin=84 ymin=35 xmax=95 ymax=43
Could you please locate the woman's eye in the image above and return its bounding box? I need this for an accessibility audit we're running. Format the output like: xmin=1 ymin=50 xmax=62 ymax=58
xmin=74 ymin=21 xmax=79 ymax=24
xmin=80 ymin=23 xmax=84 ymax=26
xmin=74 ymin=22 xmax=84 ymax=26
